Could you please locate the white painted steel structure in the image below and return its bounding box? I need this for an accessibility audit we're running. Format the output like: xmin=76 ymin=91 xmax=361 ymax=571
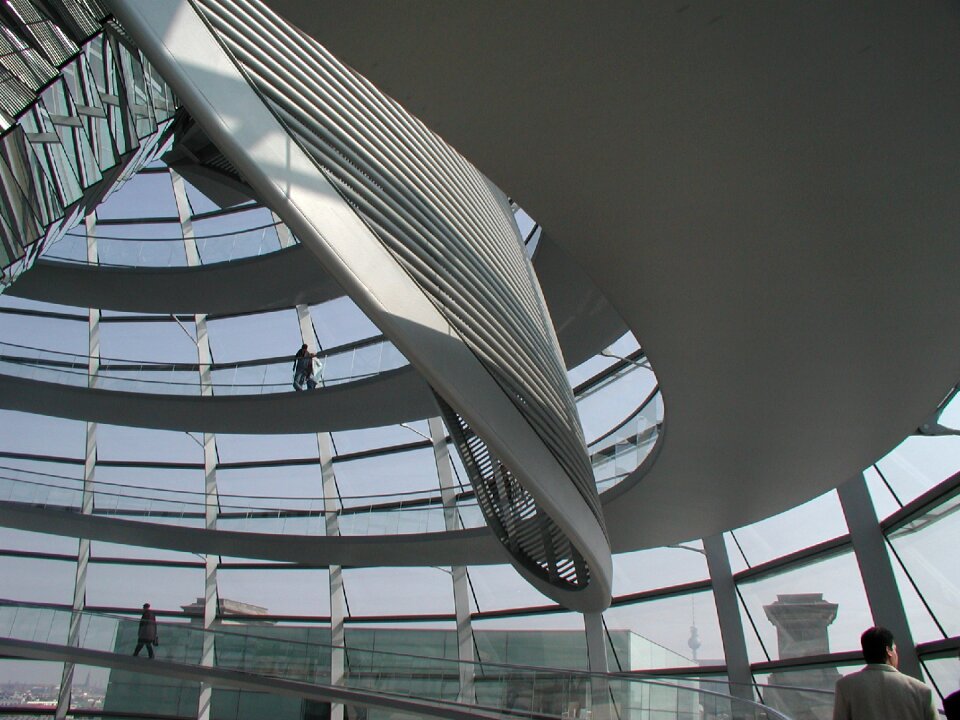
xmin=0 ymin=2 xmax=959 ymax=719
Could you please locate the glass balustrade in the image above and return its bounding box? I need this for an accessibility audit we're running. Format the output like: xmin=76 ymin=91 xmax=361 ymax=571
xmin=0 ymin=338 xmax=407 ymax=395
xmin=43 ymin=219 xmax=287 ymax=267
xmin=0 ymin=600 xmax=789 ymax=720
xmin=588 ymin=388 xmax=663 ymax=494
xmin=0 ymin=465 xmax=636 ymax=538
xmin=0 ymin=339 xmax=661 ymax=537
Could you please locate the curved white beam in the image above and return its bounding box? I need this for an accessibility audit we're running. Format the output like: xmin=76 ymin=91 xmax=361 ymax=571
xmin=8 ymin=245 xmax=343 ymax=314
xmin=0 ymin=367 xmax=436 ymax=433
xmin=10 ymin=237 xmax=624 ymax=367
xmin=0 ymin=500 xmax=505 ymax=567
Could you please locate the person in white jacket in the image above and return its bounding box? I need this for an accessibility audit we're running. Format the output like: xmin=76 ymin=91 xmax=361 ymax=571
xmin=833 ymin=626 xmax=936 ymax=720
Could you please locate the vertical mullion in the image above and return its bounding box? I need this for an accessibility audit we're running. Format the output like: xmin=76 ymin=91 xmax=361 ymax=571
xmin=56 ymin=211 xmax=98 ymax=720
xmin=428 ymin=415 xmax=476 ymax=703
xmin=172 ymin=168 xmax=219 ymax=720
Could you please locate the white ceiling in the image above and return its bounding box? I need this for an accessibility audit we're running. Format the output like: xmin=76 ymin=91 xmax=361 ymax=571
xmin=264 ymin=0 xmax=960 ymax=549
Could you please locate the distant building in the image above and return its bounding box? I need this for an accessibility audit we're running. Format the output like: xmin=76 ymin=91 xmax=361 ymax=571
xmin=762 ymin=593 xmax=840 ymax=720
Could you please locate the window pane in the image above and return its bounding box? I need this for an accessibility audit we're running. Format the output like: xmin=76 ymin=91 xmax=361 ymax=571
xmin=737 ymin=551 xmax=872 ymax=664
xmin=216 ymin=568 xmax=330 ymax=616
xmin=334 ymin=447 xmax=439 ymax=498
xmin=0 ymin=659 xmax=64 ymax=699
xmin=216 ymin=433 xmax=317 ymax=465
xmin=331 ymin=421 xmax=430 ymax=456
xmin=922 ymin=654 xmax=960 ymax=705
xmin=730 ymin=490 xmax=848 ymax=568
xmin=473 ymin=611 xmax=586 ymax=666
xmin=468 ymin=563 xmax=554 ymax=612
xmin=96 ymin=171 xmax=177 ymax=219
xmin=207 ymin=309 xmax=301 ymax=364
xmin=0 ymin=555 xmax=76 ymax=603
xmin=887 ymin=492 xmax=960 ymax=638
xmin=97 ymin=424 xmax=201 ymax=464
xmin=343 ymin=567 xmax=453 ymax=617
xmin=612 ymin=541 xmax=709 ymax=595
xmin=310 ymin=296 xmax=381 ymax=348
xmin=863 ymin=465 xmax=902 ymax=520
xmin=875 ymin=436 xmax=960 ymax=506
xmin=604 ymin=590 xmax=722 ymax=669
xmin=754 ymin=664 xmax=859 ymax=720
xmin=85 ymin=563 xmax=204 ymax=610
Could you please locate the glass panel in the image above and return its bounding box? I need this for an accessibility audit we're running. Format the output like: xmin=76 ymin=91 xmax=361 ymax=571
xmin=576 ymin=362 xmax=655 ymax=443
xmin=95 ymin=170 xmax=177 ymax=220
xmin=310 ymin=296 xmax=381 ymax=348
xmin=466 ymin=564 xmax=552 ymax=613
xmin=730 ymin=490 xmax=848 ymax=568
xmin=875 ymin=435 xmax=960 ymax=507
xmin=84 ymin=562 xmax=204 ymax=610
xmin=0 ymin=410 xmax=85 ymax=456
xmin=91 ymin=537 xmax=203 ymax=564
xmin=887 ymin=491 xmax=960 ymax=638
xmin=193 ymin=206 xmax=280 ymax=264
xmin=612 ymin=541 xmax=709 ymax=595
xmin=99 ymin=318 xmax=198 ymax=363
xmin=103 ymin=667 xmax=200 ymax=718
xmin=567 ymin=353 xmax=617 ymax=388
xmin=183 ymin=178 xmax=225 ymax=215
xmin=96 ymin=424 xmax=202 ymax=464
xmin=332 ymin=420 xmax=431 ymax=455
xmin=887 ymin=546 xmax=944 ymax=644
xmin=216 ymin=433 xmax=318 ymax=465
xmin=64 ymin=663 xmax=109 ymax=714
xmin=922 ymin=654 xmax=960 ymax=706
xmin=216 ymin=568 xmax=330 ymax=616
xmin=343 ymin=567 xmax=453 ymax=617
xmin=0 ymin=555 xmax=75 ymax=603
xmin=0 ymin=310 xmax=87 ymax=355
xmin=737 ymin=550 xmax=873 ymax=664
xmin=863 ymin=465 xmax=902 ymax=521
xmin=218 ymin=465 xmax=322 ymax=498
xmin=85 ymin=221 xmax=187 ymax=267
xmin=603 ymin=590 xmax=722 ymax=669
xmin=334 ymin=446 xmax=439 ymax=498
xmin=0 ymin=456 xmax=84 ymax=511
xmin=207 ymin=308 xmax=301 ymax=364
xmin=753 ymin=665 xmax=859 ymax=720
xmin=0 ymin=526 xmax=78 ymax=555
xmin=473 ymin=611 xmax=587 ymax=667
xmin=0 ymin=659 xmax=64 ymax=707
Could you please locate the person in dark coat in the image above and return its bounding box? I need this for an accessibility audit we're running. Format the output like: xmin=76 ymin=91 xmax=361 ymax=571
xmin=292 ymin=344 xmax=317 ymax=390
xmin=133 ymin=603 xmax=158 ymax=659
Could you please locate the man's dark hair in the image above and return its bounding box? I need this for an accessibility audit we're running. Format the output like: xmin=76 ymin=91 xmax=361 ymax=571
xmin=861 ymin=626 xmax=895 ymax=663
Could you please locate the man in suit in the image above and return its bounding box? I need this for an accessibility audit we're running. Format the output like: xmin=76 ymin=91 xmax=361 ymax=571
xmin=833 ymin=626 xmax=936 ymax=720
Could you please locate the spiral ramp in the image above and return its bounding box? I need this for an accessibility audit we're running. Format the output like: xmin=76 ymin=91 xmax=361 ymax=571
xmin=0 ymin=1 xmax=624 ymax=613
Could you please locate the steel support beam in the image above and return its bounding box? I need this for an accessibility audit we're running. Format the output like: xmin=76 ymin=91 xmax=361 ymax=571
xmin=704 ymin=533 xmax=754 ymax=705
xmin=56 ymin=213 xmax=99 ymax=720
xmin=428 ymin=416 xmax=476 ymax=704
xmin=838 ymin=474 xmax=921 ymax=679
